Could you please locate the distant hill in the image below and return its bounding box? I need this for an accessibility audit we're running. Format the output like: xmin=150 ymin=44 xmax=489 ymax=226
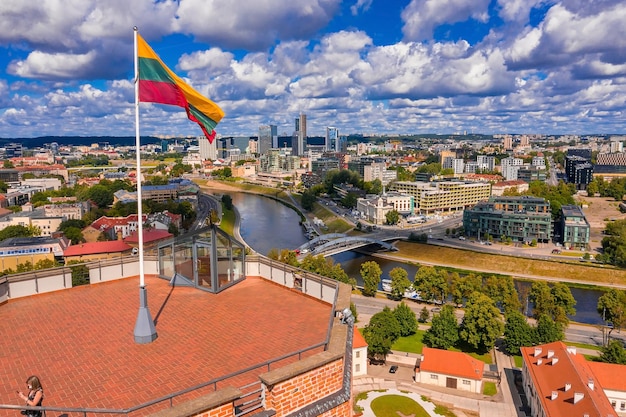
xmin=0 ymin=136 xmax=164 ymax=148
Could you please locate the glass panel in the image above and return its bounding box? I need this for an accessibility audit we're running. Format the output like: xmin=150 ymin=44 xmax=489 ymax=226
xmin=196 ymin=243 xmax=211 ymax=289
xmin=216 ymin=232 xmax=232 ymax=289
xmin=159 ymin=244 xmax=174 ymax=278
xmin=174 ymin=241 xmax=194 ymax=280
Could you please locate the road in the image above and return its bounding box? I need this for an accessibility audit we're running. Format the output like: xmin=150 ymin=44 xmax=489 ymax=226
xmin=351 ymin=294 xmax=626 ymax=349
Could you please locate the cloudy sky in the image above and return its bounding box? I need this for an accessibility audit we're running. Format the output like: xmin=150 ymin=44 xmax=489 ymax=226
xmin=1 ymin=0 xmax=626 ymax=138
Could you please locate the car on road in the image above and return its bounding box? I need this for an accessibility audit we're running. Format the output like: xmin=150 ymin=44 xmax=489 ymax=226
xmin=389 ymin=365 xmax=398 ymax=373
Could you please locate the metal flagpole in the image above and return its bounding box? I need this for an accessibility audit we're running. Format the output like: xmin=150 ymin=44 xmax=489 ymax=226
xmin=132 ymin=26 xmax=157 ymax=344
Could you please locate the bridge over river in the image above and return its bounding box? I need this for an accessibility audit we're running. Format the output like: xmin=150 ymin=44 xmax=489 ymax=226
xmin=296 ymin=233 xmax=398 ymax=258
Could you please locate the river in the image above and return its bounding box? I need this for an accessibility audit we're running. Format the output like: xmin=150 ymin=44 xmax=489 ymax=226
xmin=222 ymin=191 xmax=607 ymax=325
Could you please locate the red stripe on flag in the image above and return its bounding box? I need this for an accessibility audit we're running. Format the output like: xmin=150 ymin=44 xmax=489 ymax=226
xmin=139 ymin=80 xmax=187 ymax=108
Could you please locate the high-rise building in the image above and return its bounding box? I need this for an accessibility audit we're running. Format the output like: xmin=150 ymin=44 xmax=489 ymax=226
xmin=258 ymin=125 xmax=277 ymax=155
xmin=326 ymin=127 xmax=338 ymax=151
xmin=199 ymin=136 xmax=217 ymax=160
xmin=293 ymin=113 xmax=306 ymax=156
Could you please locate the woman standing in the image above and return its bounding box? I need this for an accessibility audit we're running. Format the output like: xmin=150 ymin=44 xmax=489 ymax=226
xmin=17 ymin=375 xmax=43 ymax=417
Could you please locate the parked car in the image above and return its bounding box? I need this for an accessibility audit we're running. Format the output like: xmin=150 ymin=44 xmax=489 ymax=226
xmin=389 ymin=365 xmax=398 ymax=374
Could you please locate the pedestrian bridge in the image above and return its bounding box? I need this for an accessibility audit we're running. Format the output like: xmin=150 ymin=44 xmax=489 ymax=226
xmin=296 ymin=233 xmax=397 ymax=257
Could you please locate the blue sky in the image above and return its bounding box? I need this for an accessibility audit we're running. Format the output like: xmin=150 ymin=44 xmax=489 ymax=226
xmin=1 ymin=0 xmax=626 ymax=138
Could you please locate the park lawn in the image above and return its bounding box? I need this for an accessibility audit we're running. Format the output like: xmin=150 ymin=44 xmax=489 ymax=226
xmin=513 ymin=355 xmax=523 ymax=368
xmin=391 ymin=330 xmax=425 ymax=353
xmin=392 ymin=241 xmax=626 ymax=286
xmin=483 ymin=381 xmax=497 ymax=396
xmin=565 ymin=341 xmax=602 ymax=351
xmin=370 ymin=395 xmax=430 ymax=417
xmin=219 ymin=205 xmax=235 ymax=235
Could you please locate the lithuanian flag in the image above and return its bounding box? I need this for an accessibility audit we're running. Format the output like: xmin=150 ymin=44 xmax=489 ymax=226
xmin=137 ymin=34 xmax=224 ymax=142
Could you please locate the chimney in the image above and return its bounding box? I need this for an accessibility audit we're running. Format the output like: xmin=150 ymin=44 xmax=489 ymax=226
xmin=547 ymin=350 xmax=554 ymax=359
xmin=534 ymin=347 xmax=542 ymax=357
xmin=537 ymin=359 xmax=543 ymax=365
xmin=566 ymin=346 xmax=577 ymax=355
xmin=573 ymin=392 xmax=584 ymax=404
xmin=551 ymin=391 xmax=558 ymax=400
xmin=587 ymin=379 xmax=594 ymax=390
xmin=551 ymin=357 xmax=559 ymax=365
xmin=564 ymin=383 xmax=571 ymax=392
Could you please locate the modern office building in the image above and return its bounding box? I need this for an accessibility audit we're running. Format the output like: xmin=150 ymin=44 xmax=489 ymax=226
xmin=390 ymin=181 xmax=491 ymax=214
xmin=293 ymin=113 xmax=307 ymax=156
xmin=518 ymin=165 xmax=547 ymax=183
xmin=326 ymin=126 xmax=338 ymax=152
xmin=258 ymin=124 xmax=278 ymax=155
xmin=566 ymin=155 xmax=593 ymax=189
xmin=463 ymin=195 xmax=553 ymax=242
xmin=559 ymin=205 xmax=590 ymax=249
xmin=199 ymin=135 xmax=217 ymax=160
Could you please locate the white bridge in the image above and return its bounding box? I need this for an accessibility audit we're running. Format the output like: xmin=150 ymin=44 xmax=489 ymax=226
xmin=296 ymin=233 xmax=398 ymax=257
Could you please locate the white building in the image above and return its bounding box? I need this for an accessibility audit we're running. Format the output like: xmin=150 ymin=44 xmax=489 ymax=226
xmin=477 ymin=155 xmax=496 ymax=171
xmin=415 ymin=347 xmax=483 ymax=394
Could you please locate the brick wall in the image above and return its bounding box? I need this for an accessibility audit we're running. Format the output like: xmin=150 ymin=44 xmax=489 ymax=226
xmin=264 ymin=358 xmax=345 ymax=416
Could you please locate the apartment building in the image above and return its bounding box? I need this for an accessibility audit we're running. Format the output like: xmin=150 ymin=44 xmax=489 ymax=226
xmin=390 ymin=181 xmax=491 ymax=214
xmin=463 ymin=195 xmax=553 ymax=242
xmin=559 ymin=205 xmax=590 ymax=249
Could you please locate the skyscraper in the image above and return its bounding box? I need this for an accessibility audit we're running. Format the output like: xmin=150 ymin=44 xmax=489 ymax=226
xmin=258 ymin=124 xmax=277 ymax=155
xmin=326 ymin=127 xmax=338 ymax=151
xmin=293 ymin=113 xmax=306 ymax=156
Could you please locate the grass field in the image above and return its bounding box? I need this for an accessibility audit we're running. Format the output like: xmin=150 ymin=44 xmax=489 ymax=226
xmin=219 ymin=204 xmax=235 ymax=235
xmin=370 ymin=395 xmax=431 ymax=417
xmin=391 ymin=331 xmax=425 ymax=353
xmin=482 ymin=381 xmax=497 ymax=396
xmin=391 ymin=241 xmax=626 ymax=287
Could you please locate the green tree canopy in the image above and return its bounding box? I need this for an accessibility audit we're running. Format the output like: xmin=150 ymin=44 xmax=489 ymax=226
xmin=0 ymin=225 xmax=36 ymax=241
xmin=460 ymin=292 xmax=504 ymax=352
xmin=360 ymin=261 xmax=382 ymax=297
xmin=300 ymin=189 xmax=316 ymax=211
xmin=393 ymin=302 xmax=418 ymax=337
xmin=385 ymin=210 xmax=400 ymax=225
xmin=423 ymin=305 xmax=459 ymax=349
xmin=363 ymin=306 xmax=401 ymax=361
xmin=600 ymin=339 xmax=626 ymax=364
xmin=534 ymin=314 xmax=564 ymax=344
xmin=597 ymin=288 xmax=626 ymax=338
xmin=413 ymin=266 xmax=447 ymax=303
xmin=389 ymin=267 xmax=411 ymax=300
xmin=503 ymin=310 xmax=534 ymax=355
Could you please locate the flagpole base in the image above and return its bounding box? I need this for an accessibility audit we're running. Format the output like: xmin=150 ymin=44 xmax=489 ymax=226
xmin=134 ymin=285 xmax=158 ymax=344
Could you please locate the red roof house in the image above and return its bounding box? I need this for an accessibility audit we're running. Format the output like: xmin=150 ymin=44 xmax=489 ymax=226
xmin=415 ymin=347 xmax=484 ymax=393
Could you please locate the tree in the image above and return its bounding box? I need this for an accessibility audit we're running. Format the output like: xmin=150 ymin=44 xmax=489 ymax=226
xmin=419 ymin=307 xmax=430 ymax=323
xmin=0 ymin=225 xmax=35 ymax=240
xmin=551 ymin=282 xmax=576 ymax=326
xmin=221 ymin=194 xmax=233 ymax=210
xmin=600 ymin=339 xmax=626 ymax=364
xmin=394 ymin=302 xmax=418 ymax=337
xmin=503 ymin=310 xmax=534 ymax=355
xmin=64 ymin=226 xmax=85 ymax=244
xmin=449 ymin=272 xmax=482 ymax=307
xmin=413 ymin=266 xmax=447 ymax=303
xmin=529 ymin=281 xmax=554 ymax=319
xmin=483 ymin=275 xmax=521 ymax=313
xmin=534 ymin=314 xmax=564 ymax=344
xmin=385 ymin=210 xmax=400 ymax=225
xmin=362 ymin=307 xmax=401 ymax=361
xmin=460 ymin=292 xmax=504 ymax=352
xmin=423 ymin=305 xmax=459 ymax=349
xmin=341 ymin=192 xmax=358 ymax=209
xmin=87 ymin=184 xmax=114 ymax=208
xmin=360 ymin=261 xmax=382 ymax=297
xmin=301 ymin=189 xmax=316 ymax=211
xmin=389 ymin=267 xmax=411 ymax=300
xmin=597 ymin=289 xmax=626 ymax=339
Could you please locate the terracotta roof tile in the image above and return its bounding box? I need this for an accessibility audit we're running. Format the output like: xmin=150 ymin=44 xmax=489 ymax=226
xmin=124 ymin=229 xmax=173 ymax=243
xmin=0 ymin=275 xmax=331 ymax=414
xmin=419 ymin=347 xmax=483 ymax=380
xmin=63 ymin=241 xmax=133 ymax=256
xmin=353 ymin=328 xmax=368 ymax=349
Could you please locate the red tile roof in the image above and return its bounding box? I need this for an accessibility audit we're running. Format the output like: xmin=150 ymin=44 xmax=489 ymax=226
xmin=587 ymin=361 xmax=626 ymax=391
xmin=419 ymin=347 xmax=483 ymax=380
xmin=353 ymin=328 xmax=368 ymax=349
xmin=124 ymin=228 xmax=173 ymax=243
xmin=63 ymin=240 xmax=133 ymax=256
xmin=0 ymin=275 xmax=331 ymax=414
xmin=520 ymin=341 xmax=615 ymax=417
